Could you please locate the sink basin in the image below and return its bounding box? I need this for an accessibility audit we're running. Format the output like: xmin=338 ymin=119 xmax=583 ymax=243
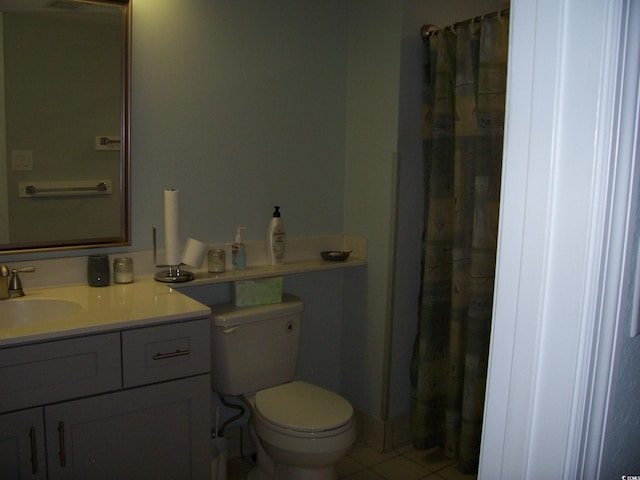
xmin=0 ymin=298 xmax=82 ymax=328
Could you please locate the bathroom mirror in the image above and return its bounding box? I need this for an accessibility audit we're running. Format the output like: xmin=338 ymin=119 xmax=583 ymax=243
xmin=0 ymin=0 xmax=130 ymax=254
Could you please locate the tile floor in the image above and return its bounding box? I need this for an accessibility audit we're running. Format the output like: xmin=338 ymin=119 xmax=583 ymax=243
xmin=226 ymin=441 xmax=478 ymax=480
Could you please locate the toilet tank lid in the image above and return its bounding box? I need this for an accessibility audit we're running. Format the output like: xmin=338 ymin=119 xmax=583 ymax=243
xmin=211 ymin=294 xmax=304 ymax=327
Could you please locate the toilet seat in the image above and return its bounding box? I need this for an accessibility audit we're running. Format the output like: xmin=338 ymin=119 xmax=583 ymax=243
xmin=254 ymin=381 xmax=353 ymax=437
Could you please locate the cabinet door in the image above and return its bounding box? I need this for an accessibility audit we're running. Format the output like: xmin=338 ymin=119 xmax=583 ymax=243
xmin=0 ymin=408 xmax=47 ymax=480
xmin=45 ymin=375 xmax=211 ymax=480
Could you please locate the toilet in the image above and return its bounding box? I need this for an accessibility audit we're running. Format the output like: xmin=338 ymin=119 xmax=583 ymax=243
xmin=210 ymin=294 xmax=356 ymax=480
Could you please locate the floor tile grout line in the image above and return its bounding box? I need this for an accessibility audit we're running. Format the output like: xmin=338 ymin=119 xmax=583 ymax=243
xmin=230 ymin=441 xmax=476 ymax=480
xmin=398 ymin=449 xmax=457 ymax=473
xmin=340 ymin=442 xmax=473 ymax=480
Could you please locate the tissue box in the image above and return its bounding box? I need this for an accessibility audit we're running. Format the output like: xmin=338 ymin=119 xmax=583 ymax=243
xmin=232 ymin=276 xmax=283 ymax=307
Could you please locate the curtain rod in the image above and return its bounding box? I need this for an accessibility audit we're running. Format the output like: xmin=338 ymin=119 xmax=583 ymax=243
xmin=421 ymin=7 xmax=509 ymax=41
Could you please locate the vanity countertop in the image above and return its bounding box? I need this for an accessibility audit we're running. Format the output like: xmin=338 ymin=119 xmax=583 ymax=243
xmin=0 ymin=278 xmax=211 ymax=347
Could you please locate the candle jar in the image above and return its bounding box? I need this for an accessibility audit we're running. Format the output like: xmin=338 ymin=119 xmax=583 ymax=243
xmin=208 ymin=249 xmax=226 ymax=273
xmin=113 ymin=257 xmax=134 ymax=284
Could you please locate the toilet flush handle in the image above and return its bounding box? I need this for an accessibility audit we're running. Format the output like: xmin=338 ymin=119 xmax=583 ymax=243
xmin=223 ymin=327 xmax=239 ymax=334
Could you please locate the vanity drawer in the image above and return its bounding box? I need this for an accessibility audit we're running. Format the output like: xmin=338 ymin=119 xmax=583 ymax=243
xmin=0 ymin=333 xmax=122 ymax=413
xmin=121 ymin=319 xmax=211 ymax=388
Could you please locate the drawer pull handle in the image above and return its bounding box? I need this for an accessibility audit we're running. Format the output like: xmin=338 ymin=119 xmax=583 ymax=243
xmin=153 ymin=349 xmax=190 ymax=360
xmin=29 ymin=426 xmax=38 ymax=474
xmin=58 ymin=421 xmax=66 ymax=467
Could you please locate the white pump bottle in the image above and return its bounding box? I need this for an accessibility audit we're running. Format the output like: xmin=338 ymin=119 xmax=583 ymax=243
xmin=267 ymin=206 xmax=286 ymax=265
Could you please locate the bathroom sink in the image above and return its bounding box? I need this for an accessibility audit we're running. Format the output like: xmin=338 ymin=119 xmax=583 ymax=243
xmin=0 ymin=298 xmax=82 ymax=328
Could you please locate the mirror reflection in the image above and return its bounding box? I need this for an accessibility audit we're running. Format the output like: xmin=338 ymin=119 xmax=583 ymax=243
xmin=0 ymin=0 xmax=129 ymax=254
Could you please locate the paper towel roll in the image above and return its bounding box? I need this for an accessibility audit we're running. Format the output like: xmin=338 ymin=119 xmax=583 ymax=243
xmin=164 ymin=189 xmax=181 ymax=266
xmin=181 ymin=237 xmax=208 ymax=267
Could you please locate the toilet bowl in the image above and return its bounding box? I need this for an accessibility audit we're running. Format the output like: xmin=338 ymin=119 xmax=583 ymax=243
xmin=246 ymin=381 xmax=356 ymax=480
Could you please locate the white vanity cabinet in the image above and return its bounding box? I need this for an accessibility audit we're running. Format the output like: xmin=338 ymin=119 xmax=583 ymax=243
xmin=0 ymin=318 xmax=211 ymax=480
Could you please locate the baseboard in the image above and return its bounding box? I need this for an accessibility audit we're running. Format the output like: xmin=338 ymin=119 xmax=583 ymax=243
xmin=354 ymin=410 xmax=412 ymax=452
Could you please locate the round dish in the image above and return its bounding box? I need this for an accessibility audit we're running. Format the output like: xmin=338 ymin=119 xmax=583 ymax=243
xmin=321 ymin=251 xmax=351 ymax=262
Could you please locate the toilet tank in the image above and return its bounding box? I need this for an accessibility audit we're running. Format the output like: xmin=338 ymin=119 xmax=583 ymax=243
xmin=210 ymin=294 xmax=304 ymax=396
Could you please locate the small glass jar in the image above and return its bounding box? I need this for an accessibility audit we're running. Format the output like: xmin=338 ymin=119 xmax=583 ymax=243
xmin=113 ymin=257 xmax=134 ymax=284
xmin=208 ymin=249 xmax=226 ymax=273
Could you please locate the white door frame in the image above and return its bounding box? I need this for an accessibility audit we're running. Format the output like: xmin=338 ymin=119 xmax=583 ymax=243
xmin=480 ymin=0 xmax=637 ymax=477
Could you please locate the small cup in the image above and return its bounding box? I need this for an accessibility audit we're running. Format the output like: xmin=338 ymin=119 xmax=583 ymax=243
xmin=87 ymin=254 xmax=110 ymax=287
xmin=208 ymin=249 xmax=226 ymax=273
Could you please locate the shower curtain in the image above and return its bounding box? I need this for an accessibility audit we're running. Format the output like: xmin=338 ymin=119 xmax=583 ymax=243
xmin=411 ymin=12 xmax=509 ymax=475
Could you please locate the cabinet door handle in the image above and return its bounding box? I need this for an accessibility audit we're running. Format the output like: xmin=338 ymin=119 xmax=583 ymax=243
xmin=29 ymin=426 xmax=38 ymax=474
xmin=153 ymin=349 xmax=190 ymax=360
xmin=58 ymin=421 xmax=66 ymax=467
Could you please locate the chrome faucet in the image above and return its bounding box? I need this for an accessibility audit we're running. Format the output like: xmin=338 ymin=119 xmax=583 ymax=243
xmin=0 ymin=265 xmax=9 ymax=300
xmin=8 ymin=267 xmax=35 ymax=298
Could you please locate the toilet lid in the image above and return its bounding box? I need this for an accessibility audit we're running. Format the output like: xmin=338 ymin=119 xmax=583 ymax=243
xmin=255 ymin=381 xmax=353 ymax=433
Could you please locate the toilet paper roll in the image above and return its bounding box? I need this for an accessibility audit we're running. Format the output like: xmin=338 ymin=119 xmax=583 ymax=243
xmin=164 ymin=189 xmax=181 ymax=265
xmin=181 ymin=237 xmax=208 ymax=267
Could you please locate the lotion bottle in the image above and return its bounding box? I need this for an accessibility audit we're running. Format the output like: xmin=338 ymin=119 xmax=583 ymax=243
xmin=267 ymin=206 xmax=286 ymax=265
xmin=231 ymin=227 xmax=246 ymax=269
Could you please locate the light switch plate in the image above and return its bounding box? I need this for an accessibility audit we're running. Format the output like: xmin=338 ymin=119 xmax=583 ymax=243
xmin=11 ymin=150 xmax=33 ymax=171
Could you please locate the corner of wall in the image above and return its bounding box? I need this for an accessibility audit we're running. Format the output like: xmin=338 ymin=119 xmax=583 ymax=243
xmin=354 ymin=409 xmax=412 ymax=452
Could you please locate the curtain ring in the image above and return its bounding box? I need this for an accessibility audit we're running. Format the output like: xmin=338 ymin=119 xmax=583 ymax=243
xmin=497 ymin=9 xmax=506 ymax=23
xmin=450 ymin=22 xmax=459 ymax=34
xmin=421 ymin=24 xmax=440 ymax=40
xmin=471 ymin=15 xmax=481 ymax=32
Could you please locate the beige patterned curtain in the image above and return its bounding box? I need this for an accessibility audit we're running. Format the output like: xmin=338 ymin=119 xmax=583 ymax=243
xmin=411 ymin=13 xmax=509 ymax=475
